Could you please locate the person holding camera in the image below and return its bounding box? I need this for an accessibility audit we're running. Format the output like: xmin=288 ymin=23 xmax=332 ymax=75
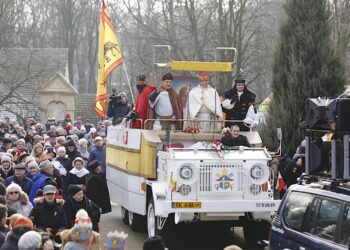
xmin=107 ymin=91 xmax=130 ymax=125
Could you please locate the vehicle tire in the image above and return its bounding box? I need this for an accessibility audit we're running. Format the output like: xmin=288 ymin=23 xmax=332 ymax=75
xmin=121 ymin=206 xmax=129 ymax=225
xmin=147 ymin=197 xmax=176 ymax=249
xmin=243 ymin=220 xmax=271 ymax=248
xmin=128 ymin=210 xmax=146 ymax=232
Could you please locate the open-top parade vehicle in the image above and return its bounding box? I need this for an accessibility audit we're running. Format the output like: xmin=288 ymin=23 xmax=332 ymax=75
xmin=106 ymin=46 xmax=281 ymax=247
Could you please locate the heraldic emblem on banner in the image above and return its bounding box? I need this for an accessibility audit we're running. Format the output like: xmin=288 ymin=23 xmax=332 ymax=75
xmin=215 ymin=168 xmax=234 ymax=191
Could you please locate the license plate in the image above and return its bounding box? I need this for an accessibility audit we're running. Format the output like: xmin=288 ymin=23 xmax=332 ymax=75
xmin=171 ymin=202 xmax=201 ymax=209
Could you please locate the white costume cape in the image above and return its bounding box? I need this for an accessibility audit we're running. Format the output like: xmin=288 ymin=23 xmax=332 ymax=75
xmin=184 ymin=86 xmax=223 ymax=132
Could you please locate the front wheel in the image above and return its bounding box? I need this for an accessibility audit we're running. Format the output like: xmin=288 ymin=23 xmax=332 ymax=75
xmin=147 ymin=197 xmax=157 ymax=237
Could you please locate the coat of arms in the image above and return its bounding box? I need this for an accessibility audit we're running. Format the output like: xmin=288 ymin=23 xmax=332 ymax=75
xmin=215 ymin=168 xmax=234 ymax=191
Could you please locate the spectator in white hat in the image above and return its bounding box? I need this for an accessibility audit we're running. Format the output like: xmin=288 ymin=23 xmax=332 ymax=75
xmin=0 ymin=155 xmax=14 ymax=180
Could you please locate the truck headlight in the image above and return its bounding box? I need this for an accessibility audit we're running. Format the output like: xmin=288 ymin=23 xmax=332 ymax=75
xmin=177 ymin=163 xmax=198 ymax=185
xmin=180 ymin=166 xmax=193 ymax=180
xmin=249 ymin=164 xmax=269 ymax=185
xmin=178 ymin=184 xmax=191 ymax=196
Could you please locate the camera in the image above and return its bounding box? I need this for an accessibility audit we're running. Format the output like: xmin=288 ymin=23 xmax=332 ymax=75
xmin=40 ymin=232 xmax=50 ymax=245
xmin=109 ymin=89 xmax=120 ymax=104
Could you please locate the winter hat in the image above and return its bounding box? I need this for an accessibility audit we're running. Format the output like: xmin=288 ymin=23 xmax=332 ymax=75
xmin=161 ymin=72 xmax=173 ymax=81
xmin=234 ymin=75 xmax=246 ymax=84
xmin=87 ymin=160 xmax=100 ymax=172
xmin=65 ymin=113 xmax=71 ymax=119
xmin=13 ymin=216 xmax=34 ymax=229
xmin=66 ymin=140 xmax=76 ymax=148
xmin=28 ymin=161 xmax=39 ymax=170
xmin=25 ymin=156 xmax=35 ymax=165
xmin=1 ymin=155 xmax=11 ymax=163
xmin=57 ymin=146 xmax=66 ymax=153
xmin=18 ymin=231 xmax=41 ymax=250
xmin=0 ymin=183 xmax=6 ymax=196
xmin=72 ymin=157 xmax=84 ymax=166
xmin=71 ymin=209 xmax=93 ymax=241
xmin=45 ymin=147 xmax=56 ymax=157
xmin=106 ymin=230 xmax=128 ymax=250
xmin=68 ymin=185 xmax=82 ymax=197
xmin=143 ymin=236 xmax=166 ymax=250
xmin=39 ymin=160 xmax=52 ymax=171
xmin=78 ymin=138 xmax=88 ymax=146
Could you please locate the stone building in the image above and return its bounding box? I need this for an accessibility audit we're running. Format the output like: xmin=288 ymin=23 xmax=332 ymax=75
xmin=0 ymin=48 xmax=99 ymax=123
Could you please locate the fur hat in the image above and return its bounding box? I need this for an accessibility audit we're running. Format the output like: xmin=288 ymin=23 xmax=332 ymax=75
xmin=87 ymin=160 xmax=100 ymax=172
xmin=18 ymin=231 xmax=41 ymax=250
xmin=57 ymin=146 xmax=66 ymax=153
xmin=68 ymin=185 xmax=82 ymax=197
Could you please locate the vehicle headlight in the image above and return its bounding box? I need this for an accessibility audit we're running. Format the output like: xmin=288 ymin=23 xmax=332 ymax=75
xmin=249 ymin=164 xmax=269 ymax=185
xmin=180 ymin=166 xmax=193 ymax=180
xmin=178 ymin=184 xmax=191 ymax=196
xmin=177 ymin=163 xmax=198 ymax=185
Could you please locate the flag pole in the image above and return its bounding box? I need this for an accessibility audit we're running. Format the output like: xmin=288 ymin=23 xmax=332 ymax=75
xmin=122 ymin=62 xmax=135 ymax=106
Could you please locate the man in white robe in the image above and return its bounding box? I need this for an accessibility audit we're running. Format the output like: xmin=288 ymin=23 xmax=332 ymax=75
xmin=184 ymin=72 xmax=223 ymax=132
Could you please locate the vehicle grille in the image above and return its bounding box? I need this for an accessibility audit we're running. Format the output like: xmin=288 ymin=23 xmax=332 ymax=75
xmin=199 ymin=164 xmax=244 ymax=192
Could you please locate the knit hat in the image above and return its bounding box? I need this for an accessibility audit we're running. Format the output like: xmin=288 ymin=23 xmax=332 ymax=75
xmin=87 ymin=160 xmax=100 ymax=172
xmin=28 ymin=161 xmax=39 ymax=170
xmin=65 ymin=113 xmax=71 ymax=119
xmin=162 ymin=72 xmax=173 ymax=81
xmin=13 ymin=216 xmax=34 ymax=229
xmin=71 ymin=209 xmax=93 ymax=241
xmin=1 ymin=155 xmax=11 ymax=163
xmin=45 ymin=147 xmax=56 ymax=157
xmin=39 ymin=160 xmax=52 ymax=171
xmin=57 ymin=146 xmax=66 ymax=153
xmin=68 ymin=185 xmax=82 ymax=197
xmin=143 ymin=236 xmax=166 ymax=250
xmin=72 ymin=157 xmax=84 ymax=166
xmin=66 ymin=140 xmax=76 ymax=148
xmin=18 ymin=231 xmax=41 ymax=250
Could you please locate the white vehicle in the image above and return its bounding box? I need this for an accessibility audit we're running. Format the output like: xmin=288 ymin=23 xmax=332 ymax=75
xmin=106 ymin=126 xmax=281 ymax=247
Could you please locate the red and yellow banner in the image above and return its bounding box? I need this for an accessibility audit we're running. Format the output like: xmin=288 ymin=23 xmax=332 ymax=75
xmin=95 ymin=0 xmax=123 ymax=118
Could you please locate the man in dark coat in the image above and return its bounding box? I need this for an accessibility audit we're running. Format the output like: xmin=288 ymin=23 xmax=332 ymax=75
xmin=30 ymin=185 xmax=65 ymax=237
xmin=107 ymin=92 xmax=131 ymax=125
xmin=88 ymin=136 xmax=106 ymax=174
xmin=63 ymin=185 xmax=101 ymax=232
xmin=221 ymin=125 xmax=250 ymax=147
xmin=86 ymin=160 xmax=111 ymax=214
xmin=65 ymin=139 xmax=81 ymax=163
xmin=222 ymin=75 xmax=256 ymax=131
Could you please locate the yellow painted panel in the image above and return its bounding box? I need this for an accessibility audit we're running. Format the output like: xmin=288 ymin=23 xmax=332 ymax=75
xmin=106 ymin=146 xmax=140 ymax=174
xmin=170 ymin=61 xmax=232 ymax=72
xmin=139 ymin=136 xmax=157 ymax=178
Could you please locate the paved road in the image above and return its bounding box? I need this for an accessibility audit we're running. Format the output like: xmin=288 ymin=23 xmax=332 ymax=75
xmin=100 ymin=204 xmax=268 ymax=250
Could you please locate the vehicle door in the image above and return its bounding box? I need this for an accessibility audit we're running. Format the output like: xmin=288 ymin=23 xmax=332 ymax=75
xmin=270 ymin=191 xmax=314 ymax=250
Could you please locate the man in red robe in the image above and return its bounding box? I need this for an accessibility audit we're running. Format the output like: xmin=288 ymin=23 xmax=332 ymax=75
xmin=131 ymin=74 xmax=156 ymax=129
